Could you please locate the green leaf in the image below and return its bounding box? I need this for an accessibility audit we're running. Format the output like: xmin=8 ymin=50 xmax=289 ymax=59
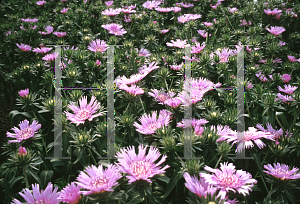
xmin=26 ymin=168 xmax=42 ymax=186
xmin=157 ymin=176 xmax=170 ymax=183
xmin=0 ymin=178 xmax=15 ymax=199
xmin=144 ymin=187 xmax=156 ymax=204
xmin=163 ymin=168 xmax=183 ymax=200
xmin=40 ymin=170 xmax=53 ymax=189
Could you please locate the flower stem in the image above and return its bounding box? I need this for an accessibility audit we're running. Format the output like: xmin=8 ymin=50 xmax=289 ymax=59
xmin=139 ymin=96 xmax=145 ymax=113
xmin=214 ymin=155 xmax=223 ymax=168
xmin=88 ymin=148 xmax=97 ymax=165
xmin=23 ymin=167 xmax=29 ymax=189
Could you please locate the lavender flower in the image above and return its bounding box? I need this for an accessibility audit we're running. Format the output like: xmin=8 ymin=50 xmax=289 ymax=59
xmin=264 ymin=163 xmax=300 ymax=180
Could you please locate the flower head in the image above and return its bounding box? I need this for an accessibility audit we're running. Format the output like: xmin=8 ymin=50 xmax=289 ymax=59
xmin=53 ymin=31 xmax=67 ymax=37
xmin=138 ymin=62 xmax=159 ymax=74
xmin=281 ymin=74 xmax=291 ymax=83
xmin=58 ymin=182 xmax=81 ymax=204
xmin=278 ymin=84 xmax=298 ymax=94
xmin=64 ymin=96 xmax=104 ymax=126
xmin=116 ymin=145 xmax=170 ymax=184
xmin=32 ymin=47 xmax=53 ymax=54
xmin=36 ymin=0 xmax=46 ymax=5
xmin=148 ymin=89 xmax=175 ymax=104
xmin=18 ymin=88 xmax=29 ymax=98
xmin=76 ymin=164 xmax=122 ymax=195
xmin=6 ymin=119 xmax=41 ymax=144
xmin=16 ymin=43 xmax=31 ymax=52
xmin=60 ymin=7 xmax=69 ymax=13
xmin=160 ymin=29 xmax=169 ymax=34
xmin=87 ymin=39 xmax=108 ymax=53
xmin=142 ymin=1 xmax=161 ymax=10
xmin=42 ymin=52 xmax=59 ymax=61
xmin=200 ymin=162 xmax=257 ymax=199
xmin=166 ymin=39 xmax=188 ymax=48
xmin=102 ymin=8 xmax=121 ymax=16
xmin=118 ymin=84 xmax=144 ymax=96
xmin=191 ymin=43 xmax=205 ymax=54
xmin=101 ymin=23 xmax=127 ymax=36
xmin=266 ymin=26 xmax=285 ymax=36
xmin=169 ymin=62 xmax=184 ymax=70
xmin=21 ymin=18 xmax=38 ymax=23
xmin=105 ymin=1 xmax=114 ymax=6
xmin=263 ymin=163 xmax=300 ymax=180
xmin=18 ymin=146 xmax=27 ymax=156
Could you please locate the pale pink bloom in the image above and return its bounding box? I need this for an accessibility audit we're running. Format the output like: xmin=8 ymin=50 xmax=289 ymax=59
xmin=278 ymin=41 xmax=286 ymax=46
xmin=240 ymin=20 xmax=248 ymax=26
xmin=21 ymin=18 xmax=38 ymax=23
xmin=160 ymin=29 xmax=169 ymax=34
xmin=197 ymin=30 xmax=211 ymax=38
xmin=273 ymin=57 xmax=282 ymax=64
xmin=191 ymin=43 xmax=205 ymax=54
xmin=256 ymin=123 xmax=284 ymax=145
xmin=255 ymin=72 xmax=269 ymax=82
xmin=169 ymin=62 xmax=184 ymax=70
xmin=176 ymin=2 xmax=194 ymax=8
xmin=148 ymin=89 xmax=175 ymax=104
xmin=16 ymin=43 xmax=31 ymax=51
xmin=42 ymin=52 xmax=59 ymax=61
xmin=177 ymin=118 xmax=209 ymax=128
xmin=266 ymin=26 xmax=285 ymax=36
xmin=101 ymin=23 xmax=127 ymax=36
xmin=39 ymin=25 xmax=54 ymax=35
xmin=124 ymin=14 xmax=132 ymax=22
xmin=264 ymin=8 xmax=282 ymax=15
xmin=164 ymin=97 xmax=182 ymax=108
xmin=18 ymin=146 xmax=27 ymax=156
xmin=171 ymin=6 xmax=181 ymax=12
xmin=287 ymin=55 xmax=300 ymax=62
xmin=32 ymin=47 xmax=53 ymax=54
xmin=136 ymin=48 xmax=151 ymax=57
xmin=278 ymin=84 xmax=298 ymax=94
xmin=228 ymin=7 xmax=238 ymax=13
xmin=53 ymin=31 xmax=67 ymax=37
xmin=87 ymin=39 xmax=108 ymax=53
xmin=138 ymin=62 xmax=159 ymax=74
xmin=166 ymin=39 xmax=188 ymax=48
xmin=102 ymin=8 xmax=122 ymax=16
xmin=200 ymin=162 xmax=257 ymax=199
xmin=246 ymin=82 xmax=254 ymax=89
xmin=36 ymin=0 xmax=46 ymax=5
xmin=96 ymin=59 xmax=101 ymax=66
xmin=118 ymin=84 xmax=144 ymax=96
xmin=274 ymin=13 xmax=281 ymax=20
xmin=203 ymin=22 xmax=213 ymax=27
xmin=60 ymin=7 xmax=69 ymax=13
xmin=182 ymin=55 xmax=200 ymax=62
xmin=210 ymin=4 xmax=218 ymax=9
xmin=281 ymin=74 xmax=291 ymax=83
xmin=105 ymin=1 xmax=114 ymax=6
xmin=178 ymin=14 xmax=201 ymax=23
xmin=120 ymin=8 xmax=136 ymax=13
xmin=264 ymin=163 xmax=300 ymax=180
xmin=115 ymin=73 xmax=147 ymax=86
xmin=58 ymin=182 xmax=81 ymax=203
xmin=211 ymin=48 xmax=235 ymax=63
xmin=142 ymin=1 xmax=161 ymax=10
xmin=155 ymin=7 xmax=173 ymax=12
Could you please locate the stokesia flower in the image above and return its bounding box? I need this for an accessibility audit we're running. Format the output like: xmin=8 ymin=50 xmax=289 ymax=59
xmin=148 ymin=89 xmax=175 ymax=104
xmin=102 ymin=8 xmax=121 ymax=16
xmin=60 ymin=7 xmax=69 ymax=13
xmin=142 ymin=1 xmax=161 ymax=10
xmin=75 ymin=164 xmax=122 ymax=195
xmin=166 ymin=39 xmax=188 ymax=48
xmin=263 ymin=163 xmax=300 ymax=180
xmin=105 ymin=1 xmax=114 ymax=6
xmin=6 ymin=119 xmax=41 ymax=144
xmin=160 ymin=29 xmax=169 ymax=34
xmin=12 ymin=183 xmax=59 ymax=204
xmin=16 ymin=43 xmax=31 ymax=51
xmin=136 ymin=48 xmax=151 ymax=57
xmin=53 ymin=31 xmax=67 ymax=37
xmin=101 ymin=23 xmax=127 ymax=36
xmin=169 ymin=62 xmax=184 ymax=70
xmin=191 ymin=43 xmax=205 ymax=54
xmin=21 ymin=18 xmax=38 ymax=23
xmin=118 ymin=84 xmax=144 ymax=96
xmin=138 ymin=61 xmax=159 ymax=74
xmin=200 ymin=162 xmax=257 ymax=199
xmin=164 ymin=97 xmax=182 ymax=108
xmin=276 ymin=93 xmax=295 ymax=103
xmin=42 ymin=52 xmax=59 ymax=61
xmin=36 ymin=0 xmax=46 ymax=5
xmin=281 ymin=74 xmax=291 ymax=83
xmin=278 ymin=84 xmax=298 ymax=94
xmin=116 ymin=144 xmax=170 ymax=184
xmin=87 ymin=39 xmax=108 ymax=53
xmin=64 ymin=96 xmax=104 ymax=126
xmin=266 ymin=26 xmax=285 ymax=36
xmin=256 ymin=123 xmax=284 ymax=145
xmin=32 ymin=47 xmax=53 ymax=54
xmin=287 ymin=55 xmax=300 ymax=62
xmin=18 ymin=88 xmax=29 ymax=97
xmin=203 ymin=22 xmax=213 ymax=27
xmin=58 ymin=182 xmax=81 ymax=204
xmin=18 ymin=146 xmax=27 ymax=156
xmin=133 ymin=109 xmax=172 ymax=135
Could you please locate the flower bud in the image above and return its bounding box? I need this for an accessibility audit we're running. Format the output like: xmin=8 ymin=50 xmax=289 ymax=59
xmin=18 ymin=146 xmax=27 ymax=156
xmin=18 ymin=88 xmax=29 ymax=98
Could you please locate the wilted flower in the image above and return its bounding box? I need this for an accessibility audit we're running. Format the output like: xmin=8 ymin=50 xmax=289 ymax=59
xmin=6 ymin=119 xmax=41 ymax=144
xmin=116 ymin=144 xmax=170 ymax=184
xmin=16 ymin=43 xmax=31 ymax=52
xmin=64 ymin=96 xmax=104 ymax=126
xmin=263 ymin=163 xmax=300 ymax=180
xmin=200 ymin=162 xmax=257 ymax=199
xmin=18 ymin=88 xmax=29 ymax=97
xmin=58 ymin=182 xmax=81 ymax=204
xmin=101 ymin=23 xmax=127 ymax=36
xmin=266 ymin=26 xmax=285 ymax=36
xmin=12 ymin=183 xmax=59 ymax=204
xmin=76 ymin=164 xmax=122 ymax=195
xmin=87 ymin=39 xmax=108 ymax=53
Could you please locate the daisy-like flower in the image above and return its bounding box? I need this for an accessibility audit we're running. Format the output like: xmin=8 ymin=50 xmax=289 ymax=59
xmin=116 ymin=144 xmax=170 ymax=184
xmin=256 ymin=123 xmax=284 ymax=145
xmin=42 ymin=52 xmax=59 ymax=61
xmin=200 ymin=162 xmax=257 ymax=199
xmin=53 ymin=31 xmax=67 ymax=37
xmin=171 ymin=6 xmax=181 ymax=12
xmin=21 ymin=18 xmax=38 ymax=23
xmin=218 ymin=127 xmax=275 ymax=153
xmin=58 ymin=182 xmax=81 ymax=204
xmin=264 ymin=8 xmax=282 ymax=15
xmin=18 ymin=88 xmax=29 ymax=97
xmin=36 ymin=0 xmax=46 ymax=5
xmin=160 ymin=29 xmax=169 ymax=34
xmin=177 ymin=118 xmax=209 ymax=128
xmin=263 ymin=163 xmax=300 ymax=180
xmin=133 ymin=109 xmax=172 ymax=135
xmin=12 ymin=183 xmax=59 ymax=204
xmin=18 ymin=146 xmax=27 ymax=156
xmin=191 ymin=42 xmax=205 ymax=54
xmin=115 ymin=72 xmax=147 ymax=86
xmin=281 ymin=74 xmax=291 ymax=83
xmin=276 ymin=93 xmax=295 ymax=103
xmin=287 ymin=55 xmax=300 ymax=62
xmin=197 ymin=30 xmax=211 ymax=38
xmin=138 ymin=62 xmax=159 ymax=74
xmin=39 ymin=25 xmax=54 ymax=35
xmin=16 ymin=43 xmax=31 ymax=52
xmin=266 ymin=26 xmax=285 ymax=36
xmin=101 ymin=23 xmax=127 ymax=36
xmin=203 ymin=22 xmax=213 ymax=27
xmin=166 ymin=39 xmax=188 ymax=48
xmin=183 ymin=172 xmax=218 ymax=199
xmin=118 ymin=84 xmax=144 ymax=96
xmin=278 ymin=84 xmax=298 ymax=94
xmin=136 ymin=48 xmax=151 ymax=57
xmin=178 ymin=14 xmax=201 ymax=23
xmin=60 ymin=7 xmax=69 ymax=13
xmin=255 ymin=72 xmax=269 ymax=82
xmin=148 ymin=89 xmax=175 ymax=104
xmin=155 ymin=7 xmax=173 ymax=12
xmin=102 ymin=8 xmax=122 ymax=16
xmin=274 ymin=13 xmax=281 ymax=20
xmin=65 ymin=96 xmax=104 ymax=126
xmin=87 ymin=39 xmax=108 ymax=53
xmin=169 ymin=62 xmax=184 ymax=70
xmin=75 ymin=164 xmax=122 ymax=195
xmin=6 ymin=119 xmax=41 ymax=144
xmin=142 ymin=1 xmax=161 ymax=10
xmin=164 ymin=97 xmax=182 ymax=108
xmin=228 ymin=7 xmax=238 ymax=13
xmin=105 ymin=1 xmax=114 ymax=6
xmin=32 ymin=47 xmax=53 ymax=54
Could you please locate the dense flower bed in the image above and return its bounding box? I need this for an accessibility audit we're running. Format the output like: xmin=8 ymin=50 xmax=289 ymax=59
xmin=0 ymin=0 xmax=300 ymax=203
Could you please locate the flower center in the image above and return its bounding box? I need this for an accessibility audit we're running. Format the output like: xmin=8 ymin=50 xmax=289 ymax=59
xmin=148 ymin=123 xmax=158 ymax=131
xmin=157 ymin=94 xmax=169 ymax=102
xmin=129 ymin=160 xmax=152 ymax=178
xmin=90 ymin=176 xmax=108 ymax=190
xmin=218 ymin=173 xmax=239 ymax=187
xmin=77 ymin=108 xmax=91 ymax=120
xmin=20 ymin=128 xmax=33 ymax=139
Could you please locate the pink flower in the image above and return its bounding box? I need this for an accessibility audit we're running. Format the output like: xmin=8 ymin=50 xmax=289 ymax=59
xmin=276 ymin=93 xmax=295 ymax=103
xmin=264 ymin=8 xmax=282 ymax=15
xmin=96 ymin=59 xmax=101 ymax=66
xmin=287 ymin=55 xmax=300 ymax=62
xmin=102 ymin=8 xmax=121 ymax=16
xmin=18 ymin=146 xmax=27 ymax=156
xmin=210 ymin=4 xmax=218 ymax=9
xmin=155 ymin=7 xmax=173 ymax=12
xmin=166 ymin=39 xmax=188 ymax=48
xmin=203 ymin=22 xmax=213 ymax=27
xmin=274 ymin=13 xmax=281 ymax=20
xmin=53 ymin=31 xmax=67 ymax=37
xmin=138 ymin=62 xmax=159 ymax=74
xmin=178 ymin=14 xmax=202 ymax=23
xmin=6 ymin=119 xmax=41 ymax=144
xmin=16 ymin=43 xmax=31 ymax=51
xmin=142 ymin=1 xmax=161 ymax=10
xmin=18 ymin=88 xmax=29 ymax=97
xmin=105 ymin=1 xmax=114 ymax=6
xmin=116 ymin=145 xmax=170 ymax=184
xmin=39 ymin=25 xmax=54 ymax=35
xmin=60 ymin=7 xmax=69 ymax=13
xmin=12 ymin=183 xmax=59 ymax=204
xmin=136 ymin=48 xmax=151 ymax=57
xmin=21 ymin=18 xmax=38 ymax=23
xmin=36 ymin=0 xmax=46 ymax=5
xmin=281 ymin=74 xmax=291 ymax=83
xmin=171 ymin=6 xmax=181 ymax=12
xmin=191 ymin=42 xmax=205 ymax=54
xmin=32 ymin=47 xmax=53 ymax=54
xmin=176 ymin=2 xmax=194 ymax=8
xmin=240 ymin=20 xmax=248 ymax=26
xmin=42 ymin=52 xmax=59 ymax=61
xmin=228 ymin=7 xmax=238 ymax=13
xmin=64 ymin=96 xmax=104 ymax=126
xmin=266 ymin=26 xmax=285 ymax=36
xmin=76 ymin=164 xmax=121 ymax=195
xmin=255 ymin=72 xmax=269 ymax=82
xmin=278 ymin=84 xmax=298 ymax=94
xmin=148 ymin=89 xmax=175 ymax=104
xmin=124 ymin=14 xmax=132 ymax=22
xmin=200 ymin=162 xmax=257 ymax=199
xmin=58 ymin=182 xmax=81 ymax=203
xmin=246 ymin=82 xmax=254 ymax=89
xmin=118 ymin=84 xmax=144 ymax=96
xmin=87 ymin=39 xmax=108 ymax=53
xmin=256 ymin=123 xmax=284 ymax=145
xmin=197 ymin=30 xmax=211 ymax=38
xmin=169 ymin=62 xmax=184 ymax=70
xmin=160 ymin=29 xmax=169 ymax=34
xmin=177 ymin=118 xmax=209 ymax=128
xmin=264 ymin=163 xmax=300 ymax=180
xmin=164 ymin=97 xmax=182 ymax=108
xmin=133 ymin=110 xmax=172 ymax=135
xmin=115 ymin=73 xmax=148 ymax=86
xmin=101 ymin=23 xmax=127 ymax=36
